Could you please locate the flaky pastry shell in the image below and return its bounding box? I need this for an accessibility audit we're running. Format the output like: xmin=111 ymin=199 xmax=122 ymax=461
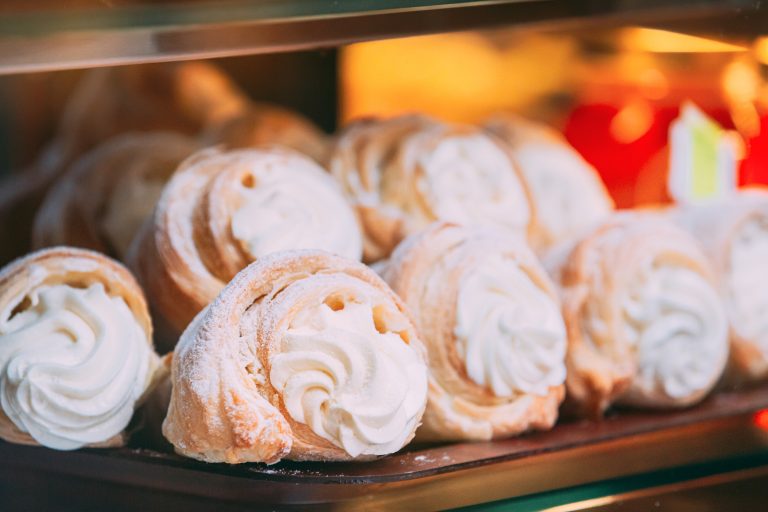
xmin=382 ymin=223 xmax=565 ymax=440
xmin=163 ymin=250 xmax=427 ymax=463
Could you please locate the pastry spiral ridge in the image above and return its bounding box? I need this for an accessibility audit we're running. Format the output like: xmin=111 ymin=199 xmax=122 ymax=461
xmin=163 ymin=250 xmax=428 ymax=463
xmin=329 ymin=116 xmax=533 ymax=261
xmin=559 ymin=215 xmax=729 ymax=414
xmin=128 ymin=147 xmax=362 ymax=341
xmin=383 ymin=223 xmax=566 ymax=441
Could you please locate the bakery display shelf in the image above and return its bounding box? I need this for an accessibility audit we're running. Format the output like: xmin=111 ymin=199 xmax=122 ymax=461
xmin=3 ymin=384 xmax=768 ymax=510
xmin=0 ymin=0 xmax=755 ymax=75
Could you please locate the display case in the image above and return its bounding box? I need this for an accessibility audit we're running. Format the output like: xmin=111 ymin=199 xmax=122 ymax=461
xmin=2 ymin=1 xmax=768 ymax=510
xmin=0 ymin=0 xmax=761 ymax=75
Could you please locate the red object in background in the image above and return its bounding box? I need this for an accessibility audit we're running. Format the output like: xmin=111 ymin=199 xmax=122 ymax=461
xmin=564 ymin=103 xmax=675 ymax=208
xmin=740 ymin=115 xmax=768 ymax=187
xmin=753 ymin=409 xmax=768 ymax=431
xmin=564 ymin=103 xmax=735 ymax=208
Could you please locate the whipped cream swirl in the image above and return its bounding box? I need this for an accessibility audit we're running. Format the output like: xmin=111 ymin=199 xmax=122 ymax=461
xmin=270 ymin=297 xmax=427 ymax=457
xmin=454 ymin=254 xmax=566 ymax=397
xmin=622 ymin=263 xmax=728 ymax=402
xmin=0 ymin=283 xmax=156 ymax=450
xmin=401 ymin=133 xmax=530 ymax=234
xmin=231 ymin=158 xmax=362 ymax=261
xmin=728 ymin=216 xmax=768 ymax=355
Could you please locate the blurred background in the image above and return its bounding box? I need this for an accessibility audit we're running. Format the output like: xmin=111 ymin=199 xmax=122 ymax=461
xmin=5 ymin=20 xmax=768 ymax=210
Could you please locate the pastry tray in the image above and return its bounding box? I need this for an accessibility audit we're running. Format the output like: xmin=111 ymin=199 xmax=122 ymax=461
xmin=3 ymin=385 xmax=768 ymax=510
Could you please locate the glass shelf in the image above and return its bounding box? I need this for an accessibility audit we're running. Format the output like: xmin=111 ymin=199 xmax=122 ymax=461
xmin=0 ymin=0 xmax=756 ymax=75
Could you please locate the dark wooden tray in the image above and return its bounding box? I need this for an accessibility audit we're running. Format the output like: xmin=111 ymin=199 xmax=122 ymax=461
xmin=3 ymin=385 xmax=768 ymax=510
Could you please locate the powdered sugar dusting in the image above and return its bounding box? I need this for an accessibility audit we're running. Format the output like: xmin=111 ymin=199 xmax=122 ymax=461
xmin=163 ymin=249 xmax=428 ymax=464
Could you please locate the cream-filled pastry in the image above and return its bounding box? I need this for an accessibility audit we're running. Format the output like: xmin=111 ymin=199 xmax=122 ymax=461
xmin=454 ymin=253 xmax=565 ymax=397
xmin=556 ymin=214 xmax=729 ymax=416
xmin=33 ymin=132 xmax=197 ymax=260
xmin=43 ymin=61 xmax=247 ymax=184
xmin=163 ymin=250 xmax=427 ymax=463
xmin=0 ymin=247 xmax=166 ymax=450
xmin=128 ymin=147 xmax=362 ymax=346
xmin=485 ymin=114 xmax=614 ymax=252
xmin=669 ymin=189 xmax=768 ymax=383
xmin=328 ymin=115 xmax=534 ymax=262
xmin=381 ymin=223 xmax=565 ymax=441
xmin=0 ymin=61 xmax=250 ymax=266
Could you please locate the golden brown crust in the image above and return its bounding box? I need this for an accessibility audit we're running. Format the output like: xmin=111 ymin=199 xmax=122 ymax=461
xmin=0 ymin=247 xmax=152 ymax=338
xmin=0 ymin=246 xmax=155 ymax=447
xmin=48 ymin=61 xmax=247 ymax=187
xmin=328 ymin=115 xmax=433 ymax=261
xmin=382 ymin=222 xmax=564 ymax=440
xmin=163 ymin=250 xmax=426 ymax=463
xmin=126 ymin=149 xmax=226 ymax=345
xmin=32 ymin=132 xmax=197 ymax=259
xmin=0 ymin=61 xmax=248 ymax=266
xmin=57 ymin=62 xmax=249 ymax=157
xmin=201 ymin=103 xmax=329 ymax=163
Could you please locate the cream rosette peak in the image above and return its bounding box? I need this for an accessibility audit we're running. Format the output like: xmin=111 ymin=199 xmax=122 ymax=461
xmin=382 ymin=223 xmax=566 ymax=441
xmin=558 ymin=214 xmax=729 ymax=416
xmin=484 ymin=114 xmax=614 ymax=252
xmin=163 ymin=250 xmax=428 ymax=464
xmin=0 ymin=247 xmax=165 ymax=450
xmin=669 ymin=189 xmax=768 ymax=382
xmin=328 ymin=115 xmax=534 ymax=262
xmin=127 ymin=146 xmax=363 ymax=344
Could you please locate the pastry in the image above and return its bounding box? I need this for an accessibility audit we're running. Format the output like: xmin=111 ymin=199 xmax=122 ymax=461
xmin=485 ymin=113 xmax=614 ymax=252
xmin=52 ymin=61 xmax=248 ymax=171
xmin=0 ymin=61 xmax=248 ymax=266
xmin=44 ymin=60 xmax=247 ymax=185
xmin=328 ymin=115 xmax=534 ymax=262
xmin=381 ymin=222 xmax=566 ymax=441
xmin=32 ymin=132 xmax=198 ymax=260
xmin=669 ymin=189 xmax=768 ymax=383
xmin=201 ymin=104 xmax=329 ymax=163
xmin=0 ymin=247 xmax=166 ymax=450
xmin=128 ymin=147 xmax=362 ymax=344
xmin=163 ymin=250 xmax=428 ymax=463
xmin=557 ymin=214 xmax=729 ymax=416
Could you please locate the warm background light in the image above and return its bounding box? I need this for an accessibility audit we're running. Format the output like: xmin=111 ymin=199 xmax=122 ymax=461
xmin=619 ymin=28 xmax=746 ymax=53
xmin=753 ymin=409 xmax=768 ymax=431
xmin=340 ymin=32 xmax=577 ymax=124
xmin=340 ymin=28 xmax=744 ymax=124
xmin=610 ymin=99 xmax=655 ymax=144
xmin=341 ymin=28 xmax=768 ymax=207
xmin=752 ymin=36 xmax=768 ymax=65
xmin=722 ymin=57 xmax=761 ymax=138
